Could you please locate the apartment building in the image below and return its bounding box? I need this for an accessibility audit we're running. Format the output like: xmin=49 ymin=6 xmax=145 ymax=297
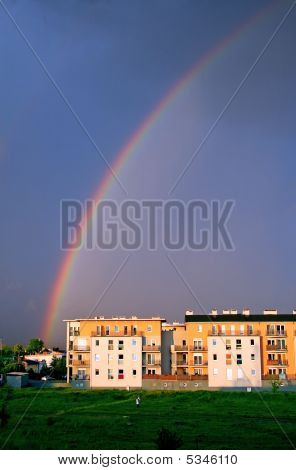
xmin=65 ymin=316 xmax=164 ymax=388
xmin=64 ymin=309 xmax=296 ymax=388
xmin=182 ymin=309 xmax=296 ymax=384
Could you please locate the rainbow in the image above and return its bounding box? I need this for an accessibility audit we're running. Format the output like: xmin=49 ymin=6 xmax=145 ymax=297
xmin=42 ymin=3 xmax=275 ymax=343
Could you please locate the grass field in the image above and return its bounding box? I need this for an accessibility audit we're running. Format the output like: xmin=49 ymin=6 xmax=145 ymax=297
xmin=0 ymin=387 xmax=296 ymax=449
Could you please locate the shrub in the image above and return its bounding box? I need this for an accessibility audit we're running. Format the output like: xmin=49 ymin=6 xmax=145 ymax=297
xmin=155 ymin=427 xmax=183 ymax=450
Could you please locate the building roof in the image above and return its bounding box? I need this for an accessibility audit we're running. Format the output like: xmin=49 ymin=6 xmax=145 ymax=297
xmin=185 ymin=314 xmax=296 ymax=323
xmin=6 ymin=372 xmax=29 ymax=376
xmin=63 ymin=317 xmax=166 ymax=322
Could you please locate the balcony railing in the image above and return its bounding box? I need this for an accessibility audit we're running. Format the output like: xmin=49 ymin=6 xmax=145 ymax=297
xmin=175 ymin=361 xmax=188 ymax=366
xmin=173 ymin=345 xmax=188 ymax=351
xmin=143 ymin=360 xmax=161 ymax=366
xmin=266 ymin=345 xmax=287 ymax=351
xmin=73 ymin=345 xmax=90 ymax=351
xmin=267 ymin=360 xmax=288 ymax=366
xmin=189 ymin=346 xmax=207 ymax=351
xmin=266 ymin=330 xmax=287 ymax=337
xmin=208 ymin=330 xmax=260 ymax=336
xmin=142 ymin=345 xmax=161 ymax=352
xmin=188 ymin=360 xmax=208 ymax=367
xmin=74 ymin=375 xmax=90 ymax=380
xmin=72 ymin=360 xmax=90 ymax=366
xmin=91 ymin=330 xmax=145 ymax=337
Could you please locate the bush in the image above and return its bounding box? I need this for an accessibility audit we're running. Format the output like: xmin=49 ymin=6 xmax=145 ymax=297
xmin=155 ymin=427 xmax=183 ymax=450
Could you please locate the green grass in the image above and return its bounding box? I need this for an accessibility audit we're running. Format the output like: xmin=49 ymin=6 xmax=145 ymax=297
xmin=0 ymin=387 xmax=296 ymax=449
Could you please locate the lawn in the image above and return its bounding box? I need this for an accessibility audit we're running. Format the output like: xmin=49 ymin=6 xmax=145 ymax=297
xmin=0 ymin=387 xmax=295 ymax=449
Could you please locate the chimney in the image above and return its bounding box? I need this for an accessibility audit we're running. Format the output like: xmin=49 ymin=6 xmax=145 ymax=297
xmin=263 ymin=309 xmax=277 ymax=315
xmin=185 ymin=309 xmax=194 ymax=316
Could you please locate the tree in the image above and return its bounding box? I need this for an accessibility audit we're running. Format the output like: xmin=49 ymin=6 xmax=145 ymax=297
xmin=50 ymin=357 xmax=66 ymax=379
xmin=3 ymin=362 xmax=25 ymax=374
xmin=13 ymin=343 xmax=24 ymax=358
xmin=27 ymin=338 xmax=44 ymax=354
xmin=155 ymin=427 xmax=183 ymax=450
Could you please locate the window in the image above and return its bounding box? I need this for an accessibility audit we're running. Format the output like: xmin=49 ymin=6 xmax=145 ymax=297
xmin=147 ymin=354 xmax=155 ymax=365
xmin=230 ymin=325 xmax=235 ymax=335
xmin=251 ymin=353 xmax=255 ymax=361
xmin=118 ymin=354 xmax=124 ymax=364
xmin=236 ymin=339 xmax=242 ymax=349
xmin=78 ymin=354 xmax=82 ymax=361
xmin=96 ymin=326 xmax=101 ymax=336
xmin=131 ymin=339 xmax=137 ymax=346
xmin=108 ymin=340 xmax=114 ymax=350
xmin=124 ymin=326 xmax=128 ymax=336
xmin=197 ymin=325 xmax=202 ymax=333
xmin=118 ymin=369 xmax=124 ymax=379
xmin=108 ymin=354 xmax=113 ymax=364
xmin=212 ymin=339 xmax=217 ymax=346
xmin=237 ymin=368 xmax=243 ymax=379
xmin=108 ymin=369 xmax=113 ymax=380
xmin=182 ymin=339 xmax=187 ymax=346
xmin=226 ymin=339 xmax=231 ymax=350
xmin=240 ymin=324 xmax=244 ymax=334
xmin=236 ymin=354 xmax=242 ymax=365
xmin=248 ymin=325 xmax=253 ymax=335
xmin=132 ymin=353 xmax=137 ymax=361
xmin=106 ymin=326 xmax=110 ymax=336
xmin=114 ymin=325 xmax=119 ymax=333
xmin=226 ymin=368 xmax=232 ymax=380
xmin=250 ymin=339 xmax=255 ymax=346
xmin=194 ymin=369 xmax=203 ymax=376
xmin=132 ymin=369 xmax=137 ymax=376
xmin=213 ymin=354 xmax=217 ymax=361
xmin=212 ymin=325 xmax=217 ymax=334
xmin=118 ymin=340 xmax=124 ymax=350
xmin=251 ymin=369 xmax=256 ymax=376
xmin=95 ymin=340 xmax=99 ymax=346
xmin=194 ymin=355 xmax=202 ymax=366
xmin=94 ymin=354 xmax=100 ymax=362
xmin=221 ymin=325 xmax=226 ymax=335
xmin=132 ymin=325 xmax=137 ymax=335
xmin=147 ymin=325 xmax=152 ymax=332
xmin=226 ymin=353 xmax=231 ymax=365
xmin=95 ymin=369 xmax=99 ymax=376
xmin=213 ymin=368 xmax=218 ymax=375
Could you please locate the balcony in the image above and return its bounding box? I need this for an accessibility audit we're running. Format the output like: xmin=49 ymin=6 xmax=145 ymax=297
xmin=189 ymin=346 xmax=207 ymax=351
xmin=143 ymin=360 xmax=161 ymax=366
xmin=72 ymin=360 xmax=90 ymax=366
xmin=267 ymin=360 xmax=288 ymax=366
xmin=266 ymin=344 xmax=287 ymax=351
xmin=91 ymin=330 xmax=144 ymax=337
xmin=208 ymin=330 xmax=260 ymax=336
xmin=188 ymin=360 xmax=208 ymax=367
xmin=74 ymin=374 xmax=90 ymax=380
xmin=73 ymin=345 xmax=90 ymax=351
xmin=173 ymin=345 xmax=188 ymax=352
xmin=175 ymin=361 xmax=188 ymax=366
xmin=142 ymin=345 xmax=161 ymax=352
xmin=266 ymin=330 xmax=287 ymax=337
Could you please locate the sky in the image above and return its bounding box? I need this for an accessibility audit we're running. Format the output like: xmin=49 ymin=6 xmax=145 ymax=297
xmin=0 ymin=0 xmax=295 ymax=346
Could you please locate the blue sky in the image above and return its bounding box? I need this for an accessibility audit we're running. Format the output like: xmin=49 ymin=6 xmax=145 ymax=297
xmin=0 ymin=0 xmax=295 ymax=345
